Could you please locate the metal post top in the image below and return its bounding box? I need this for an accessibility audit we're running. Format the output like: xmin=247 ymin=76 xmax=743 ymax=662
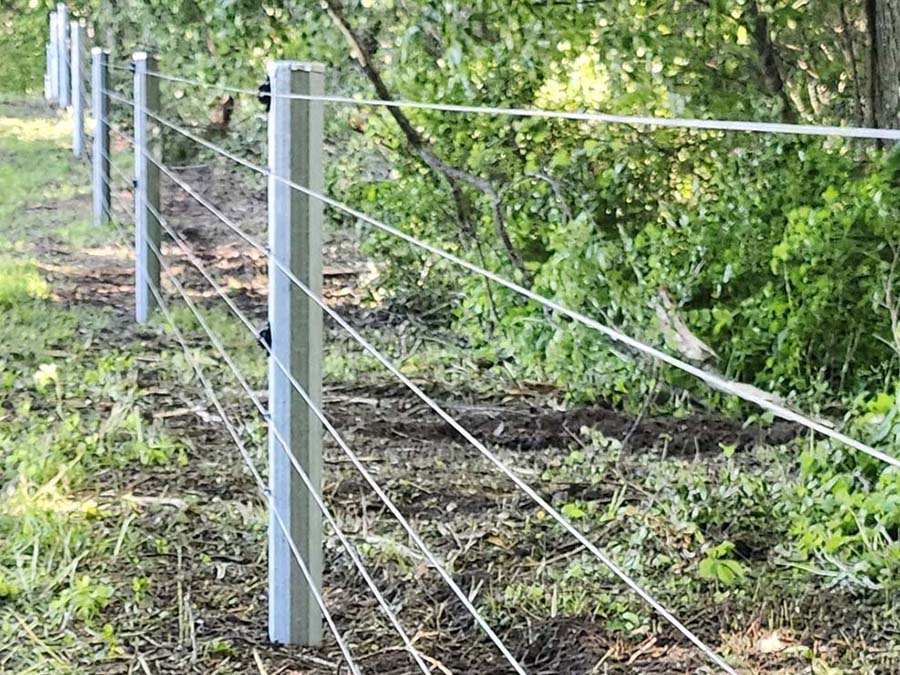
xmin=91 ymin=47 xmax=110 ymax=56
xmin=266 ymin=61 xmax=325 ymax=76
xmin=132 ymin=51 xmax=156 ymax=62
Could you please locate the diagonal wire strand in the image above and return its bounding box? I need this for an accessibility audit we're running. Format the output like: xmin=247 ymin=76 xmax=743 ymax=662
xmin=106 ymin=89 xmax=135 ymax=109
xmin=124 ymin=140 xmax=734 ymax=673
xmin=97 ymin=142 xmax=133 ymax=189
xmin=109 ymin=124 xmax=136 ymax=146
xmin=120 ymin=102 xmax=900 ymax=471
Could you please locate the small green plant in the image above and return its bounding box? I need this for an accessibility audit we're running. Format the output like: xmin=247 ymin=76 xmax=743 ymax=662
xmin=698 ymin=541 xmax=746 ymax=586
xmin=131 ymin=577 xmax=150 ymax=605
xmin=0 ymin=573 xmax=18 ymax=598
xmin=207 ymin=639 xmax=237 ymax=657
xmin=49 ymin=575 xmax=114 ymax=624
xmin=99 ymin=623 xmax=124 ymax=657
xmin=561 ymin=502 xmax=588 ymax=520
xmin=0 ymin=259 xmax=48 ymax=305
xmin=607 ymin=607 xmax=650 ymax=636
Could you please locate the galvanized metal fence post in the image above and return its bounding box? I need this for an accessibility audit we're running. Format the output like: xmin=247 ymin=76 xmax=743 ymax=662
xmin=48 ymin=12 xmax=58 ymax=103
xmin=56 ymin=3 xmax=69 ymax=109
xmin=133 ymin=52 xmax=161 ymax=323
xmin=266 ymin=60 xmax=325 ymax=646
xmin=70 ymin=22 xmax=84 ymax=157
xmin=92 ymin=48 xmax=110 ymax=226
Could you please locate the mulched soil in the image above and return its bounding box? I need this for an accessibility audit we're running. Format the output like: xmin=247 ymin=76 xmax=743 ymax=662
xmin=23 ymin=150 xmax=896 ymax=675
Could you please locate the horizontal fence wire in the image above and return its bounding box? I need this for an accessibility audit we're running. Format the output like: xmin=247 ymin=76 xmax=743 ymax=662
xmin=142 ymin=68 xmax=900 ymax=141
xmin=114 ymin=119 xmax=736 ymax=673
xmin=99 ymin=192 xmax=364 ymax=675
xmin=111 ymin=96 xmax=900 ymax=472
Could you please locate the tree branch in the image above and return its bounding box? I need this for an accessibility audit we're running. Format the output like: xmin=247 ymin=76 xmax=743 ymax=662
xmin=319 ymin=0 xmax=530 ymax=281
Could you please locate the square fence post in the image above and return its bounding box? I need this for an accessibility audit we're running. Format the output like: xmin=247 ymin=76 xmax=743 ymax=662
xmin=71 ymin=22 xmax=84 ymax=157
xmin=133 ymin=52 xmax=161 ymax=323
xmin=48 ymin=12 xmax=58 ymax=103
xmin=266 ymin=60 xmax=325 ymax=646
xmin=92 ymin=48 xmax=110 ymax=226
xmin=56 ymin=3 xmax=69 ymax=109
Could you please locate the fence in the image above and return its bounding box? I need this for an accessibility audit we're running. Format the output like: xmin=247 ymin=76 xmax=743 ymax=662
xmin=40 ymin=5 xmax=900 ymax=673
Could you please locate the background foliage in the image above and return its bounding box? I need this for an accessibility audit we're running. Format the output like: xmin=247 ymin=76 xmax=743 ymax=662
xmin=3 ymin=0 xmax=900 ymax=584
xmin=0 ymin=0 xmax=52 ymax=93
xmin=24 ymin=0 xmax=895 ymax=412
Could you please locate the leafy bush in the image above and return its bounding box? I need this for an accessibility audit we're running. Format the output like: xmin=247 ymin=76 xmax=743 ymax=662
xmin=0 ymin=1 xmax=51 ymax=94
xmin=698 ymin=541 xmax=746 ymax=586
xmin=27 ymin=0 xmax=891 ymax=416
xmin=786 ymin=393 xmax=900 ymax=588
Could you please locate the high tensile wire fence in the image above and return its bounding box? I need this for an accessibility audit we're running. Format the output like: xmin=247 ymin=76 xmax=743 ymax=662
xmin=41 ymin=3 xmax=900 ymax=673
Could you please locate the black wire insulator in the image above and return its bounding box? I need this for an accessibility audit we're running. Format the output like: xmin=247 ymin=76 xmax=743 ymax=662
xmin=257 ymin=321 xmax=271 ymax=352
xmin=257 ymin=76 xmax=271 ymax=112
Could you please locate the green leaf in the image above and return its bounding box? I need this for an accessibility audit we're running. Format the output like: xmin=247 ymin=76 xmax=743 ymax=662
xmin=561 ymin=502 xmax=588 ymax=520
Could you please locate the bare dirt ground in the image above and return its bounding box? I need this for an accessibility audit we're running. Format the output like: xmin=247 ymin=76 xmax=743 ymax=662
xmin=10 ymin=119 xmax=898 ymax=675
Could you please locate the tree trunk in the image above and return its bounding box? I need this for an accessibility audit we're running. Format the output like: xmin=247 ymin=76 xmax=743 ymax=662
xmin=868 ymin=0 xmax=900 ymax=129
xmin=746 ymin=0 xmax=797 ymax=123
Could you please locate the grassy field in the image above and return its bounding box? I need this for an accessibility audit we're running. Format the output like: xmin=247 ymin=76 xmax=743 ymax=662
xmin=1 ymin=97 xmax=898 ymax=674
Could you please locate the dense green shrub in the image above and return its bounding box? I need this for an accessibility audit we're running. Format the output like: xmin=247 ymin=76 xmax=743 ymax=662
xmin=0 ymin=1 xmax=54 ymax=94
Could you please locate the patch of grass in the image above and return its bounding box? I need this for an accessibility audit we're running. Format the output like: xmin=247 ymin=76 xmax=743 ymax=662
xmin=0 ymin=97 xmax=195 ymax=672
xmin=0 ymin=258 xmax=49 ymax=304
xmin=51 ymin=218 xmax=111 ymax=248
xmin=0 ymin=290 xmax=190 ymax=657
xmin=472 ymin=426 xmax=898 ymax=671
xmin=0 ymin=102 xmax=91 ymax=246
